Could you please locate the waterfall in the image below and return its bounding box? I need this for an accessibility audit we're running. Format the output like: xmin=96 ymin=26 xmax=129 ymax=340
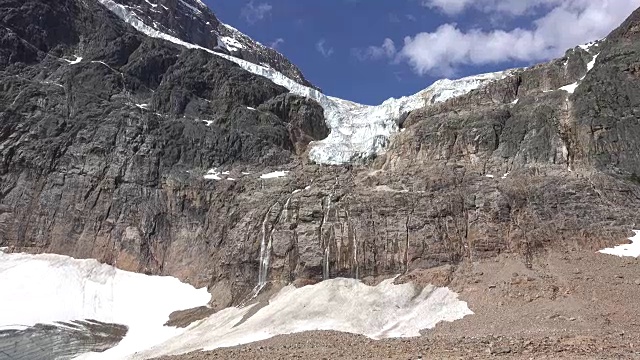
xmin=322 ymin=194 xmax=332 ymax=280
xmin=323 ymin=246 xmax=330 ymax=280
xmin=282 ymin=196 xmax=292 ymax=222
xmin=353 ymin=228 xmax=359 ymax=280
xmin=256 ymin=203 xmax=277 ymax=294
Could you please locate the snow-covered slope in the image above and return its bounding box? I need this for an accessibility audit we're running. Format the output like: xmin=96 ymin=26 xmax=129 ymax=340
xmin=0 ymin=250 xmax=210 ymax=359
xmin=132 ymin=278 xmax=472 ymax=359
xmin=97 ymin=0 xmax=513 ymax=165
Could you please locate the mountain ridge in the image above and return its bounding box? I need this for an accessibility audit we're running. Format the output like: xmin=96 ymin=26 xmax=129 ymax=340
xmin=1 ymin=0 xmax=640 ymax=331
xmin=99 ymin=0 xmax=319 ymax=90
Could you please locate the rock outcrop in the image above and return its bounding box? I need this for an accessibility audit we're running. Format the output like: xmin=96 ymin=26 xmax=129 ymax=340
xmin=2 ymin=0 xmax=640 ymax=310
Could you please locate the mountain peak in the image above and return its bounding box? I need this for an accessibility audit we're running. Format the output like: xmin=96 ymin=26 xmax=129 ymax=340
xmin=102 ymin=0 xmax=318 ymax=89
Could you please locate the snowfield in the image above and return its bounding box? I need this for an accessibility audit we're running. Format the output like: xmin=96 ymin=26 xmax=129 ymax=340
xmin=97 ymin=0 xmax=513 ymax=165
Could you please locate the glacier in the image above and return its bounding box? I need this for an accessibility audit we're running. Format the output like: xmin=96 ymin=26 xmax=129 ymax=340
xmin=0 ymin=250 xmax=210 ymax=359
xmin=97 ymin=0 xmax=512 ymax=164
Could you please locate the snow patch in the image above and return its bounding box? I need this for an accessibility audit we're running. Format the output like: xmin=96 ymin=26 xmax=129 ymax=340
xmin=586 ymin=53 xmax=599 ymax=72
xmin=220 ymin=36 xmax=244 ymax=51
xmin=559 ymin=52 xmax=599 ymax=94
xmin=203 ymin=168 xmax=222 ymax=180
xmin=64 ymin=56 xmax=83 ymax=65
xmin=203 ymin=168 xmax=238 ymax=181
xmin=143 ymin=0 xmax=158 ymax=7
xmin=599 ymin=230 xmax=640 ymax=258
xmin=136 ymin=103 xmax=149 ymax=109
xmin=485 ymin=174 xmax=495 ymax=178
xmin=179 ymin=0 xmax=201 ymax=14
xmin=132 ymin=278 xmax=473 ymax=359
xmin=246 ymin=106 xmax=256 ymax=110
xmin=578 ymin=41 xmax=597 ymax=52
xmin=560 ymin=82 xmax=579 ymax=94
xmin=0 ymin=250 xmax=210 ymax=359
xmin=222 ymin=23 xmax=241 ymax=33
xmin=260 ymin=171 xmax=288 ymax=179
xmin=511 ymin=98 xmax=519 ymax=105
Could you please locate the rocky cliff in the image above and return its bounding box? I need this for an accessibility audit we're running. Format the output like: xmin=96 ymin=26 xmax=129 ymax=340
xmin=2 ymin=0 xmax=640 ymax=310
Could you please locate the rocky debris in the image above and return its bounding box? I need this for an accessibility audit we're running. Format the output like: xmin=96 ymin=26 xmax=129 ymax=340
xmin=153 ymin=332 xmax=640 ymax=360
xmin=394 ymin=264 xmax=455 ymax=288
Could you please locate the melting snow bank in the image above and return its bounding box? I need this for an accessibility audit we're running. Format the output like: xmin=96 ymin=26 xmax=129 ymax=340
xmin=599 ymin=230 xmax=640 ymax=258
xmin=132 ymin=278 xmax=472 ymax=359
xmin=96 ymin=0 xmax=512 ymax=165
xmin=260 ymin=170 xmax=288 ymax=179
xmin=0 ymin=250 xmax=210 ymax=359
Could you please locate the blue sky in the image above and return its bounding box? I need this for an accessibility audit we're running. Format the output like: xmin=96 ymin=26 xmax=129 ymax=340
xmin=204 ymin=0 xmax=639 ymax=105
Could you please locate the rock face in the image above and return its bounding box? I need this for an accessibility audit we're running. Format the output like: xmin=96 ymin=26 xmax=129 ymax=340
xmin=0 ymin=0 xmax=327 ymax=292
xmin=2 ymin=0 xmax=640 ymax=310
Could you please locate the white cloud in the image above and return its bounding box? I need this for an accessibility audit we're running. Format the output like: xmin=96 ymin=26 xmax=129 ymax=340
xmin=316 ymin=39 xmax=335 ymax=58
xmin=241 ymin=1 xmax=272 ymax=24
xmin=387 ymin=0 xmax=640 ymax=76
xmin=269 ymin=38 xmax=284 ymax=49
xmin=353 ymin=38 xmax=396 ymax=61
xmin=421 ymin=0 xmax=589 ymax=16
